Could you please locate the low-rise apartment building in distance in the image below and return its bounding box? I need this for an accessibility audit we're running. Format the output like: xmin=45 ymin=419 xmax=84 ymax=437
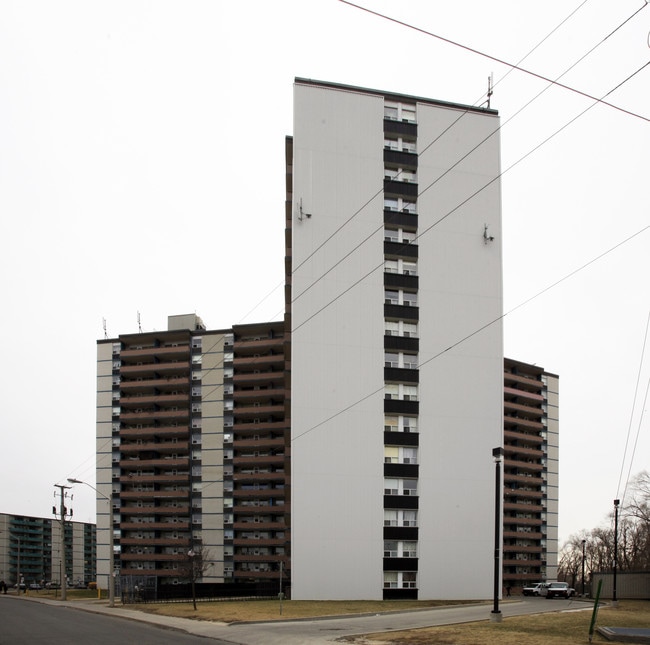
xmin=0 ymin=513 xmax=95 ymax=587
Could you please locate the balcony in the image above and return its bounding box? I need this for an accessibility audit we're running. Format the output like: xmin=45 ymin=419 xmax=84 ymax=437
xmin=120 ymin=441 xmax=188 ymax=454
xmin=503 ymin=472 xmax=544 ymax=486
xmin=121 ymin=393 xmax=189 ymax=408
xmin=120 ymin=376 xmax=190 ymax=392
xmin=233 ymin=538 xmax=285 ymax=547
xmin=504 ymin=429 xmax=544 ymax=445
xmin=120 ymin=552 xmax=187 ymax=562
xmin=233 ymin=403 xmax=285 ymax=418
xmin=505 ymin=458 xmax=543 ymax=473
xmin=120 ymin=490 xmax=189 ymax=500
xmin=233 ymin=504 xmax=286 ymax=515
xmin=233 ymin=488 xmax=285 ymax=500
xmin=503 ymin=415 xmax=544 ymax=431
xmin=504 ymin=502 xmax=544 ymax=513
xmin=233 ymin=371 xmax=284 ymax=386
xmin=120 ymin=521 xmax=190 ymax=530
xmin=504 ymin=400 xmax=543 ymax=417
xmin=234 ymin=387 xmax=285 ymax=402
xmin=119 ymin=457 xmax=190 ymax=469
xmin=120 ymin=362 xmax=190 ymax=378
xmin=233 ymin=454 xmax=285 ymax=468
xmin=504 ymin=386 xmax=544 ymax=404
xmin=119 ymin=426 xmax=189 ymax=440
xmin=234 ymin=337 xmax=284 ymax=354
xmin=233 ymin=421 xmax=288 ymax=434
xmin=120 ymin=537 xmax=191 ymax=547
xmin=120 ymin=474 xmax=189 ymax=484
xmin=121 ymin=345 xmax=190 ymax=360
xmin=120 ymin=409 xmax=190 ymax=422
xmin=233 ymin=437 xmax=285 ymax=450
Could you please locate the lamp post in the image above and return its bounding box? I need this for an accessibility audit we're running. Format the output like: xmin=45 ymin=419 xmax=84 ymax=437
xmin=613 ymin=499 xmax=620 ymax=606
xmin=491 ymin=447 xmax=504 ymax=623
xmin=15 ymin=536 xmax=22 ymax=594
xmin=581 ymin=539 xmax=586 ymax=597
xmin=68 ymin=479 xmax=115 ymax=607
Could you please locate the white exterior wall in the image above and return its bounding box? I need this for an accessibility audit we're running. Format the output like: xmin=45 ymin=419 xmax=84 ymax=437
xmin=416 ymin=104 xmax=503 ymax=599
xmin=544 ymin=374 xmax=559 ymax=580
xmin=199 ymin=332 xmax=226 ymax=581
xmin=291 ymin=81 xmax=503 ymax=600
xmin=95 ymin=341 xmax=114 ymax=590
xmin=292 ymin=84 xmax=386 ymax=600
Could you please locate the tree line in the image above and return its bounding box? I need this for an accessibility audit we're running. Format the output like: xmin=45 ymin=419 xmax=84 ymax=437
xmin=558 ymin=471 xmax=650 ymax=590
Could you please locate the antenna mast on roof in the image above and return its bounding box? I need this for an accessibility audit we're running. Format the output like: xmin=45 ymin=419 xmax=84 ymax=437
xmin=102 ymin=318 xmax=108 ymax=339
xmin=137 ymin=311 xmax=142 ymax=333
xmin=486 ymin=73 xmax=494 ymax=109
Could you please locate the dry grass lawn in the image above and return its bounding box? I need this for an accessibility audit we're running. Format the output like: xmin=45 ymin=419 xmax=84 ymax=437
xmin=341 ymin=600 xmax=650 ymax=645
xmin=133 ymin=599 xmax=474 ymax=623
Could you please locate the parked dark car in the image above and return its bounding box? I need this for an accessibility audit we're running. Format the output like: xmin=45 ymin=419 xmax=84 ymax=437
xmin=546 ymin=582 xmax=575 ymax=599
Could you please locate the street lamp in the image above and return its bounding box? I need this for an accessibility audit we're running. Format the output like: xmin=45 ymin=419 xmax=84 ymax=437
xmin=613 ymin=499 xmax=620 ymax=606
xmin=582 ymin=539 xmax=586 ymax=597
xmin=491 ymin=447 xmax=504 ymax=623
xmin=67 ymin=479 xmax=115 ymax=607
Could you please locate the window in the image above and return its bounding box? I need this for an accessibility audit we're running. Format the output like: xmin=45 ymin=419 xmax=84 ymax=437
xmin=402 ymin=262 xmax=417 ymax=276
xmin=384 ymin=352 xmax=399 ymax=368
xmin=384 ymin=415 xmax=399 ymax=432
xmin=385 ymin=321 xmax=399 ymax=336
xmin=384 ymin=136 xmax=416 ymax=153
xmin=384 ymin=290 xmax=399 ymax=305
xmin=384 ymin=478 xmax=399 ymax=495
xmin=383 ymin=571 xmax=417 ymax=589
xmin=385 ymin=383 xmax=418 ymax=401
xmin=384 ymin=446 xmax=399 ymax=464
xmin=384 ymin=540 xmax=398 ymax=557
xmin=403 ymin=292 xmax=417 ymax=307
xmin=385 ymin=478 xmax=418 ymax=496
xmin=403 ymin=323 xmax=418 ymax=338
xmin=384 ymin=384 xmax=399 ymax=400
xmin=384 ymin=540 xmax=418 ymax=558
xmin=384 ymin=196 xmax=417 ymax=214
xmin=384 ymin=260 xmax=399 ymax=274
xmin=402 ymin=447 xmax=418 ymax=464
xmin=384 ymin=101 xmax=416 ymax=123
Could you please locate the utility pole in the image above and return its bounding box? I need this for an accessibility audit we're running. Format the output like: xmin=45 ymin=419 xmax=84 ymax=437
xmin=53 ymin=484 xmax=72 ymax=601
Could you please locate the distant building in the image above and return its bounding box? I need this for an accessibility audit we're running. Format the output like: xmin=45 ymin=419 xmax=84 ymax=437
xmin=503 ymin=358 xmax=559 ymax=588
xmin=0 ymin=513 xmax=95 ymax=586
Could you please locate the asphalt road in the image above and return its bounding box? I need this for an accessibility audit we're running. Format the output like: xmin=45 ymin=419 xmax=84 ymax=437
xmin=0 ymin=593 xmax=595 ymax=645
xmin=0 ymin=595 xmax=234 ymax=645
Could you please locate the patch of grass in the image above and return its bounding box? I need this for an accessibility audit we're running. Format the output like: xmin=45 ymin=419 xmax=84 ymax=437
xmin=342 ymin=600 xmax=650 ymax=645
xmin=133 ymin=599 xmax=478 ymax=623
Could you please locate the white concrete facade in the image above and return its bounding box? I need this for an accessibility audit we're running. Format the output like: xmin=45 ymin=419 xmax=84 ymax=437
xmin=291 ymin=80 xmax=504 ymax=600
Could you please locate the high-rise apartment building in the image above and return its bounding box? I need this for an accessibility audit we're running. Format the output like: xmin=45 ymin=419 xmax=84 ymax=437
xmin=503 ymin=358 xmax=559 ymax=590
xmin=96 ymin=314 xmax=290 ymax=589
xmin=288 ymin=79 xmax=504 ymax=600
xmin=96 ymin=79 xmax=558 ymax=600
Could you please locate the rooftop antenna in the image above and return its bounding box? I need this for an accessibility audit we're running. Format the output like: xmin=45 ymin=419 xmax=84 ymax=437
xmin=486 ymin=73 xmax=494 ymax=109
xmin=137 ymin=311 xmax=142 ymax=333
xmin=102 ymin=318 xmax=108 ymax=340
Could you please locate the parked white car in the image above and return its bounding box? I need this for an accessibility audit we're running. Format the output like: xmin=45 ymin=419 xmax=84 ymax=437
xmin=522 ymin=582 xmax=548 ymax=596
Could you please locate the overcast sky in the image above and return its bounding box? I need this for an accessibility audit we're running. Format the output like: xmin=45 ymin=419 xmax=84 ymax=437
xmin=1 ymin=0 xmax=648 ymax=546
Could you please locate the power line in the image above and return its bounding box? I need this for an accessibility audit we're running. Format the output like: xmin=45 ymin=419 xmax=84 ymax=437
xmin=292 ymin=4 xmax=649 ymax=309
xmin=291 ymin=225 xmax=649 ymax=444
xmin=339 ymin=0 xmax=650 ymax=123
xmin=617 ymin=308 xmax=650 ymax=501
xmin=292 ymin=59 xmax=649 ymax=334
